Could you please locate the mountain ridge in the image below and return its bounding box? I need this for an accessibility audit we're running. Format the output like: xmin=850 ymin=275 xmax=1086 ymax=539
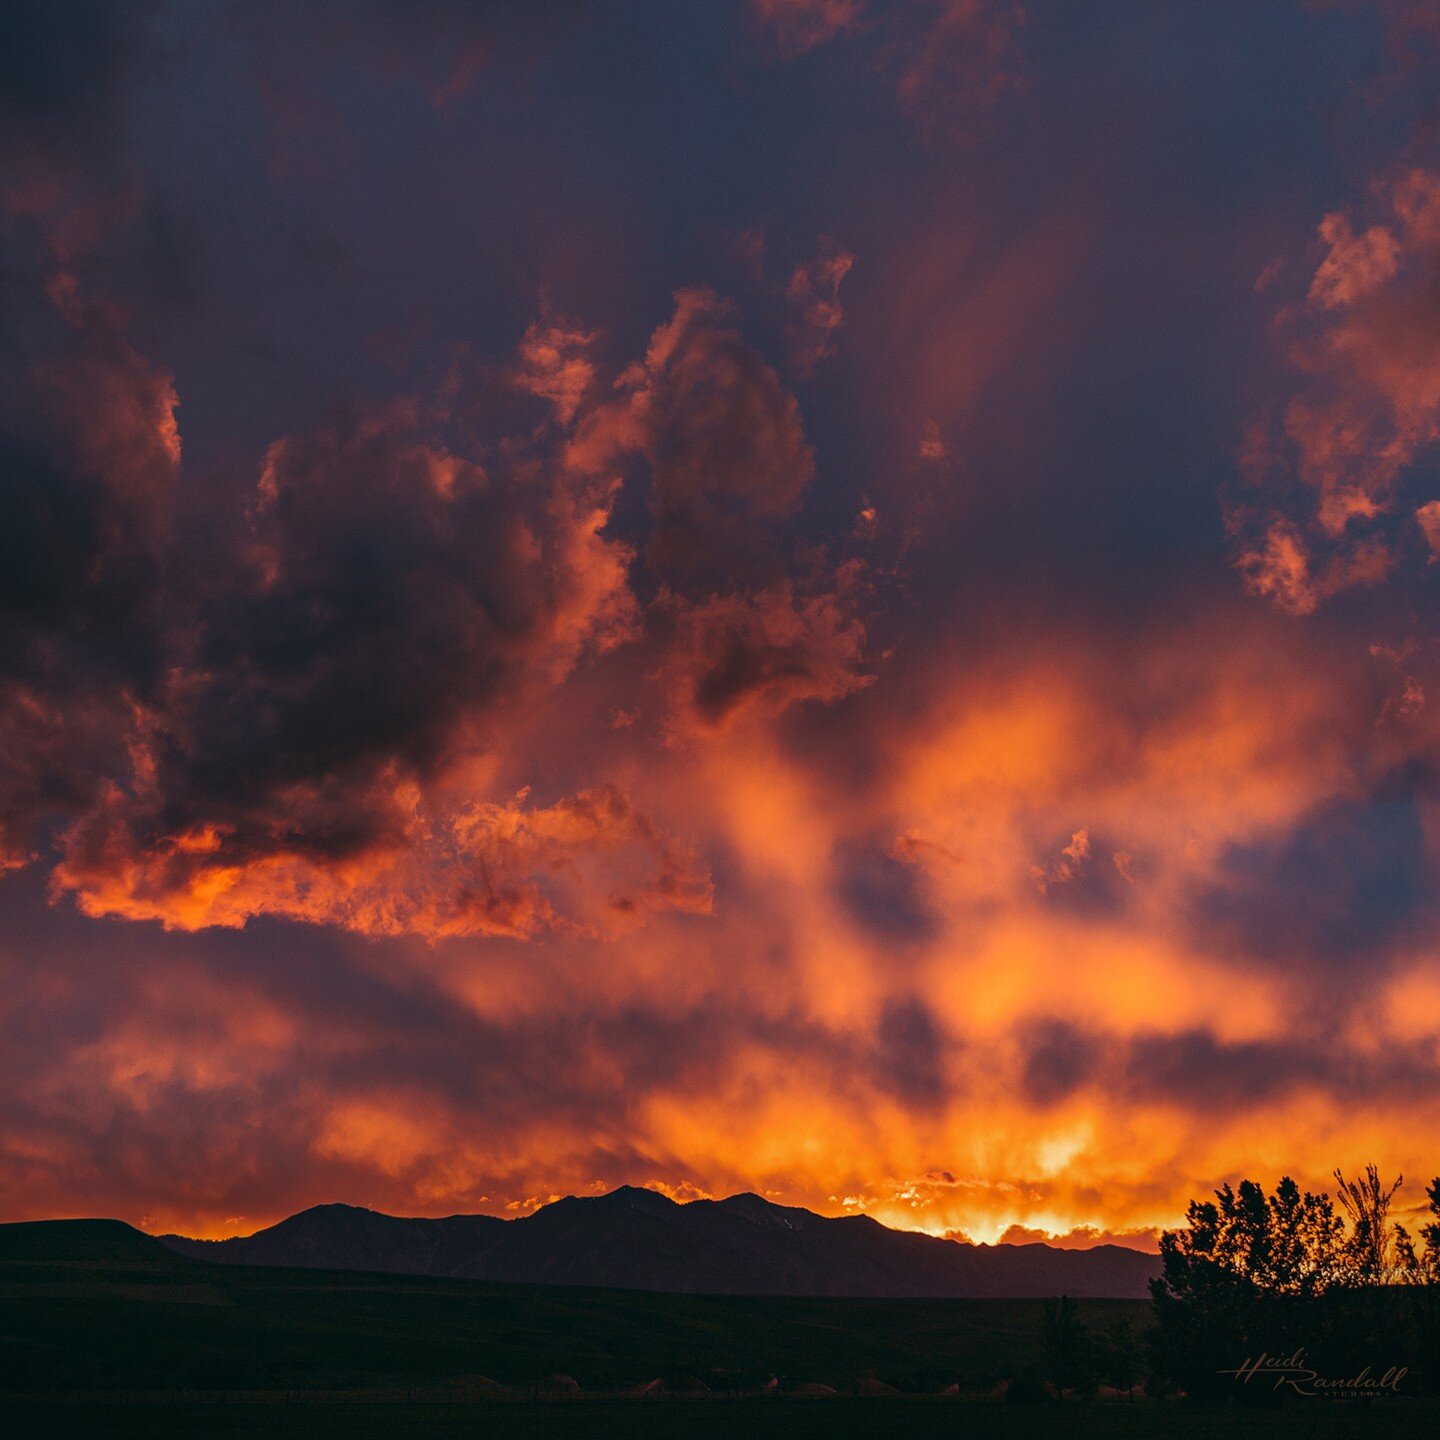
xmin=0 ymin=1217 xmax=176 ymax=1264
xmin=157 ymin=1186 xmax=1160 ymax=1298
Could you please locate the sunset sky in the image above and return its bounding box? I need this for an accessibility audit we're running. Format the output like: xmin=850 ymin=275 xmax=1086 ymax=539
xmin=5 ymin=0 xmax=1440 ymax=1247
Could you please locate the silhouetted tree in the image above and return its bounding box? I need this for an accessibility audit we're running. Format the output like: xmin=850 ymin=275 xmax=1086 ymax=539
xmin=1398 ymin=1177 xmax=1440 ymax=1391
xmin=1265 ymin=1175 xmax=1344 ymax=1296
xmin=1100 ymin=1318 xmax=1142 ymax=1403
xmin=1152 ymin=1165 xmax=1426 ymax=1402
xmin=1335 ymin=1166 xmax=1405 ymax=1285
xmin=1150 ymin=1176 xmax=1341 ymax=1400
xmin=1396 ymin=1176 xmax=1440 ymax=1286
xmin=1321 ymin=1167 xmax=1407 ymax=1373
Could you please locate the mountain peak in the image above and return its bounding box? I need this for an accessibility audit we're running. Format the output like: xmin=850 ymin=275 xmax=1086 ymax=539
xmin=154 ymin=1188 xmax=1161 ymax=1298
xmin=591 ymin=1185 xmax=679 ymax=1214
xmin=711 ymin=1192 xmax=814 ymax=1230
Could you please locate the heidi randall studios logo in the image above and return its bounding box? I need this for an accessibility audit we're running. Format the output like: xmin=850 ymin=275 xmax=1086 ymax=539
xmin=1218 ymin=1349 xmax=1408 ymax=1398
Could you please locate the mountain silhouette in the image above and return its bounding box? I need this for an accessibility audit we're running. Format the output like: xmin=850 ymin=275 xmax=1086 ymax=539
xmin=159 ymin=1186 xmax=1159 ymax=1298
xmin=0 ymin=1218 xmax=176 ymax=1264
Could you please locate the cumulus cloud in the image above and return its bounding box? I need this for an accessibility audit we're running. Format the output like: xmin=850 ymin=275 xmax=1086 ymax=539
xmin=0 ymin=260 xmax=179 ymax=869
xmin=42 ymin=394 xmax=661 ymax=935
xmin=0 ymin=235 xmax=858 ymax=941
xmin=56 ymin=782 xmax=712 ymax=938
xmin=1306 ymin=211 xmax=1402 ymax=311
xmin=659 ymin=568 xmax=871 ymax=734
xmin=1239 ymin=166 xmax=1440 ymax=607
xmin=568 ymin=289 xmax=816 ymax=584
xmin=515 ymin=316 xmax=598 ymax=427
xmin=1417 ymin=498 xmax=1440 ymax=556
xmin=1236 ymin=519 xmax=1318 ymax=616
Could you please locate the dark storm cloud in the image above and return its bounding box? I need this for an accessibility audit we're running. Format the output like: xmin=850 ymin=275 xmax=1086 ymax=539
xmin=1190 ymin=779 xmax=1436 ymax=970
xmin=149 ymin=409 xmax=615 ymax=843
xmin=0 ymin=0 xmax=160 ymax=180
xmin=0 ymin=276 xmax=174 ymax=644
xmin=0 ymin=228 xmax=179 ymax=867
xmin=1019 ymin=1020 xmax=1100 ymax=1108
xmin=834 ymin=834 xmax=939 ymax=940
xmin=873 ymin=998 xmax=949 ymax=1107
xmin=566 ymin=289 xmax=817 ymax=590
xmin=38 ymin=347 xmax=752 ymax=935
xmin=1010 ymin=1017 xmax=1440 ymax=1114
xmin=0 ymin=0 xmax=176 ymax=688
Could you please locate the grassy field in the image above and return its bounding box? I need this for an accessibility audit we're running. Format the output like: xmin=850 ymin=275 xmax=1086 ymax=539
xmin=0 ymin=1245 xmax=1147 ymax=1394
xmin=7 ymin=1398 xmax=1440 ymax=1440
xmin=2 ymin=1231 xmax=1432 ymax=1436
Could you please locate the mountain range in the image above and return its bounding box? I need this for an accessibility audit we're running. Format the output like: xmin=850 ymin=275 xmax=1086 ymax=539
xmin=159 ymin=1185 xmax=1160 ymax=1298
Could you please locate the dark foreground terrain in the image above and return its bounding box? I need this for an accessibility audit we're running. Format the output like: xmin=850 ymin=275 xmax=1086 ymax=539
xmin=9 ymin=1397 xmax=1440 ymax=1440
xmin=5 ymin=1399 xmax=1438 ymax=1440
xmin=0 ymin=1219 xmax=1145 ymax=1393
xmin=1 ymin=1220 xmax=1432 ymax=1438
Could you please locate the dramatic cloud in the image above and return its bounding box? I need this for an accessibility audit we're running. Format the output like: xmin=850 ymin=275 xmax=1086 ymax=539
xmin=0 ymin=257 xmax=179 ymax=872
xmin=44 ymin=378 xmax=676 ymax=934
xmin=567 ymin=289 xmax=816 ymax=583
xmin=56 ymin=781 xmax=713 ymax=939
xmin=659 ymin=569 xmax=871 ymax=735
xmin=5 ymin=0 xmax=1440 ymax=1249
xmin=1237 ymin=166 xmax=1440 ymax=609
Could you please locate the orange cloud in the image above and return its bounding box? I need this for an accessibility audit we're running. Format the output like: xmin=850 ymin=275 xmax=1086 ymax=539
xmin=515 ymin=316 xmax=598 ymax=427
xmin=568 ymin=289 xmax=816 ymax=581
xmin=36 ymin=346 xmax=654 ymax=934
xmin=7 ymin=0 xmax=1440 ymax=1259
xmin=22 ymin=284 xmax=846 ymax=941
xmin=1240 ymin=165 xmax=1440 ymax=604
xmin=660 ymin=569 xmax=872 ymax=735
xmin=1417 ymin=498 xmax=1440 ymax=556
xmin=53 ymin=782 xmax=711 ymax=938
xmin=11 ymin=594 xmax=1440 ymax=1242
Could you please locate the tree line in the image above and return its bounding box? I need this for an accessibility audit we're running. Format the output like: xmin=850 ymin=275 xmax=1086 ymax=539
xmin=1030 ymin=1166 xmax=1440 ymax=1403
